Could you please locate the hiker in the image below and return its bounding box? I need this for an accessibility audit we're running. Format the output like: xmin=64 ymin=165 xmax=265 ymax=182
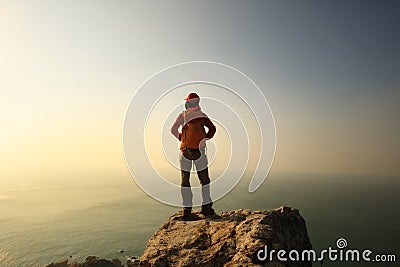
xmin=170 ymin=92 xmax=216 ymax=219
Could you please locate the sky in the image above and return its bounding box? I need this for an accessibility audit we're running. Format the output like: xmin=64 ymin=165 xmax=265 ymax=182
xmin=1 ymin=0 xmax=399 ymax=185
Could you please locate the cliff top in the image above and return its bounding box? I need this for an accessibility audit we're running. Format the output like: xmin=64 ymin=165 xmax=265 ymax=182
xmin=141 ymin=206 xmax=312 ymax=267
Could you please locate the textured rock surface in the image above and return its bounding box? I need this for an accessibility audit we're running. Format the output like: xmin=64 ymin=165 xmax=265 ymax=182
xmin=140 ymin=206 xmax=312 ymax=267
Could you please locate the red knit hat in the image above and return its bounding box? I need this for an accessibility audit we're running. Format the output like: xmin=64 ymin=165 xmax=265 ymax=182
xmin=184 ymin=92 xmax=200 ymax=100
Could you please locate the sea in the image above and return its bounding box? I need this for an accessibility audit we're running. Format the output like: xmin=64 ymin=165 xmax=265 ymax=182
xmin=0 ymin=172 xmax=399 ymax=267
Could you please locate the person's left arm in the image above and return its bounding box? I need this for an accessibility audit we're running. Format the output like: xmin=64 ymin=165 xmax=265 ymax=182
xmin=170 ymin=113 xmax=184 ymax=140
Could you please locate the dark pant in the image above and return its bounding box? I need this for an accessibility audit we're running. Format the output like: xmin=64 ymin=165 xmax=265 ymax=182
xmin=180 ymin=148 xmax=212 ymax=209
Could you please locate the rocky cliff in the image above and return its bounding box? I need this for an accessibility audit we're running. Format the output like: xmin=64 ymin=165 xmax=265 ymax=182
xmin=140 ymin=206 xmax=312 ymax=267
xmin=46 ymin=206 xmax=312 ymax=267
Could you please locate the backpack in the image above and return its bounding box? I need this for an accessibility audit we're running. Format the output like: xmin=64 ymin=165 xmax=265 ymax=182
xmin=181 ymin=110 xmax=207 ymax=149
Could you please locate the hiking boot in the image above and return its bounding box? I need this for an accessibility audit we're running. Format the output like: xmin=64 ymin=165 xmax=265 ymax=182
xmin=182 ymin=208 xmax=192 ymax=220
xmin=200 ymin=205 xmax=215 ymax=216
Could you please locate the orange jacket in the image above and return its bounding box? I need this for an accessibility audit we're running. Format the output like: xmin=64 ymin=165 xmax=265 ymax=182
xmin=171 ymin=109 xmax=216 ymax=150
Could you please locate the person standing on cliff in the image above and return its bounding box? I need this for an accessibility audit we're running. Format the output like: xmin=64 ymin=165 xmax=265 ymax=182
xmin=170 ymin=92 xmax=216 ymax=219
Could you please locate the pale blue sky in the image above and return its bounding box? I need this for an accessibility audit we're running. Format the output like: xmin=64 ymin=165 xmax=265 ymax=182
xmin=1 ymin=0 xmax=399 ymax=181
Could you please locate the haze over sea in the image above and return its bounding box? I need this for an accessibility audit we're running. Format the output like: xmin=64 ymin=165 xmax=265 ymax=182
xmin=1 ymin=172 xmax=398 ymax=267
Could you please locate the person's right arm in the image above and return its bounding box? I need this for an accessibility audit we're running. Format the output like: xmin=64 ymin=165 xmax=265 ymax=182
xmin=204 ymin=117 xmax=216 ymax=139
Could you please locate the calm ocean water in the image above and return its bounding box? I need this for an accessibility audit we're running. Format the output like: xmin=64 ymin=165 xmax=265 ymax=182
xmin=1 ymin=173 xmax=399 ymax=267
